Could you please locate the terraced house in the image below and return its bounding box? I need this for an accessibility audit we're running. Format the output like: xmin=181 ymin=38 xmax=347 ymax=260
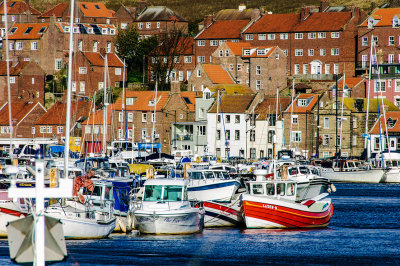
xmin=0 ymin=0 xmax=40 ymax=36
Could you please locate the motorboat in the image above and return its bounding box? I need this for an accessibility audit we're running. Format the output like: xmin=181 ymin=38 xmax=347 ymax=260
xmin=202 ymin=194 xmax=243 ymax=228
xmin=132 ymin=179 xmax=204 ymax=234
xmin=185 ymin=169 xmax=241 ymax=202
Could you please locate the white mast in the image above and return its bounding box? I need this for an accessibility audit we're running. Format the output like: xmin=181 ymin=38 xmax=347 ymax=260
xmin=121 ymin=59 xmax=125 ymax=137
xmin=4 ymin=0 xmax=13 ymax=158
xmin=339 ymin=73 xmax=346 ymax=153
xmin=102 ymin=54 xmax=108 ymax=156
xmin=364 ymin=35 xmax=374 ymax=156
xmin=152 ymin=78 xmax=158 ymax=144
xmin=289 ymin=79 xmax=294 ymax=149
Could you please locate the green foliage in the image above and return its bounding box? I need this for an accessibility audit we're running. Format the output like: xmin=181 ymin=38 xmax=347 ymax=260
xmin=94 ymin=87 xmax=123 ymax=109
xmin=44 ymin=70 xmax=67 ymax=94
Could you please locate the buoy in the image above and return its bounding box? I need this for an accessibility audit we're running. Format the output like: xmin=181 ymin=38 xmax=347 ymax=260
xmin=330 ymin=183 xmax=336 ymax=193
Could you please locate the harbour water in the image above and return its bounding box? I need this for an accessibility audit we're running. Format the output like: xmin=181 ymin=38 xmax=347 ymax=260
xmin=0 ymin=183 xmax=399 ymax=265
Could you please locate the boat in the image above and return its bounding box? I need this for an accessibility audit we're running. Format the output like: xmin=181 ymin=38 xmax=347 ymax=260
xmin=185 ymin=169 xmax=241 ymax=202
xmin=242 ymin=180 xmax=333 ymax=229
xmin=319 ymin=159 xmax=384 ymax=183
xmin=374 ymin=152 xmax=400 ymax=183
xmin=202 ymin=195 xmax=243 ymax=227
xmin=0 ymin=189 xmax=29 ymax=237
xmin=132 ymin=179 xmax=204 ymax=234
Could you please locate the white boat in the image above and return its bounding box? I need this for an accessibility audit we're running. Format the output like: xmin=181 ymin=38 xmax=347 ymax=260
xmin=133 ymin=179 xmax=204 ymax=234
xmin=186 ymin=169 xmax=241 ymax=202
xmin=374 ymin=152 xmax=400 ymax=183
xmin=0 ymin=190 xmax=29 ymax=237
xmin=320 ymin=160 xmax=384 ymax=183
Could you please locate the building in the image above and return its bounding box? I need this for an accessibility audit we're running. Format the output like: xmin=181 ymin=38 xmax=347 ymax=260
xmin=113 ymin=5 xmax=136 ymax=29
xmin=0 ymin=0 xmax=40 ymax=36
xmin=0 ymin=60 xmax=45 ymax=104
xmin=188 ymin=64 xmax=235 ymax=92
xmin=369 ymin=111 xmax=400 ymax=156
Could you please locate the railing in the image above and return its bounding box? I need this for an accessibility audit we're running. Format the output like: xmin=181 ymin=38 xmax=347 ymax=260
xmin=289 ymin=74 xmax=334 ymax=80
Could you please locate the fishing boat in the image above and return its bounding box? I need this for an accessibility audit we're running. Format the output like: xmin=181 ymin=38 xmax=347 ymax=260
xmin=132 ymin=179 xmax=204 ymax=234
xmin=202 ymin=196 xmax=243 ymax=227
xmin=185 ymin=169 xmax=241 ymax=202
xmin=242 ymin=165 xmax=334 ymax=229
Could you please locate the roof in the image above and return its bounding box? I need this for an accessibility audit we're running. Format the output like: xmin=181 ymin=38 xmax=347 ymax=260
xmin=361 ymin=8 xmax=400 ymax=27
xmin=202 ymin=64 xmax=234 ymax=84
xmin=36 ymin=101 xmax=87 ymax=125
xmin=113 ymin=91 xmax=170 ymax=111
xmin=180 ymin=92 xmax=200 ymax=112
xmin=153 ymin=37 xmax=193 ymax=55
xmin=214 ymin=8 xmax=256 ymax=21
xmin=0 ymin=61 xmax=29 ymax=75
xmin=209 ymin=94 xmax=254 ymax=113
xmin=196 ymin=20 xmax=250 ymax=39
xmin=370 ymin=111 xmax=400 ymax=134
xmin=208 ymin=84 xmax=254 ymax=95
xmin=285 ymin=93 xmax=319 ymax=113
xmin=7 ymin=23 xmax=49 ymax=40
xmin=337 ymin=77 xmax=364 ymax=90
xmin=254 ymin=97 xmax=292 ymax=120
xmin=244 ymin=13 xmax=299 ymax=33
xmin=242 ymin=46 xmax=277 ymax=58
xmin=136 ymin=6 xmax=187 ymax=22
xmin=82 ymin=52 xmax=123 ymax=67
xmin=0 ymin=102 xmax=44 ymax=125
xmin=38 ymin=3 xmax=68 ymax=18
xmin=78 ymin=2 xmax=113 ymax=18
xmin=0 ymin=1 xmax=40 ymax=15
xmin=292 ymin=12 xmax=351 ymax=32
xmin=225 ymin=42 xmax=251 ymax=56
xmin=342 ymin=98 xmax=399 ymax=113
xmin=83 ymin=105 xmax=112 ymax=125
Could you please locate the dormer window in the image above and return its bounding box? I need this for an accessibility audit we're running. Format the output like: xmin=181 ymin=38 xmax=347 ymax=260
xmin=102 ymin=28 xmax=107 ymax=34
xmin=9 ymin=27 xmax=17 ymax=35
xmin=82 ymin=4 xmax=88 ymax=9
xmin=393 ymin=18 xmax=399 ymax=28
xmin=87 ymin=28 xmax=93 ymax=34
xmin=368 ymin=19 xmax=374 ymax=29
xmin=126 ymin=98 xmax=134 ymax=105
xmin=256 ymin=49 xmax=266 ymax=55
xmin=110 ymin=29 xmax=116 ymax=35
xmin=387 ymin=118 xmax=397 ymax=128
xmin=65 ymin=26 xmax=70 ymax=32
xmin=73 ymin=27 xmax=79 ymax=33
xmin=95 ymin=5 xmax=100 ymax=9
xmin=298 ymin=98 xmax=310 ymax=107
xmin=148 ymin=100 xmax=155 ymax=106
xmin=244 ymin=49 xmax=250 ymax=56
xmin=24 ymin=27 xmax=33 ymax=34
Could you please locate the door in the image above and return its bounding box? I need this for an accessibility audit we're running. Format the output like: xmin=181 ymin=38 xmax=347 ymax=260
xmin=310 ymin=60 xmax=322 ymax=74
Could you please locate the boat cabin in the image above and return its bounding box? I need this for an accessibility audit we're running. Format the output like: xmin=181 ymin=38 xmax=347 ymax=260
xmin=143 ymin=179 xmax=188 ymax=202
xmin=187 ymin=169 xmax=230 ymax=180
xmin=246 ymin=180 xmax=297 ymax=201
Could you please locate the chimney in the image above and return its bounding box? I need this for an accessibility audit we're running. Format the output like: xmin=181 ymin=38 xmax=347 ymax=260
xmin=203 ymin=15 xmax=213 ymax=28
xmin=319 ymin=0 xmax=329 ymax=12
xmin=171 ymin=80 xmax=181 ymax=94
xmin=351 ymin=6 xmax=360 ymax=18
xmin=238 ymin=4 xmax=246 ymax=12
xmin=251 ymin=9 xmax=261 ymax=21
xmin=300 ymin=6 xmax=312 ymax=21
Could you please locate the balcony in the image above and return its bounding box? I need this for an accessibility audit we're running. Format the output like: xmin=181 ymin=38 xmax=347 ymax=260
xmin=174 ymin=134 xmax=193 ymax=141
xmin=290 ymin=74 xmax=334 ymax=81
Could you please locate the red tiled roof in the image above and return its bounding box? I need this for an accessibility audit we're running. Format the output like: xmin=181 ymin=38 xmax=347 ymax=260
xmin=244 ymin=13 xmax=299 ymax=33
xmin=196 ymin=20 xmax=250 ymax=39
xmin=255 ymin=97 xmax=292 ymax=120
xmin=113 ymin=91 xmax=170 ymax=111
xmin=202 ymin=64 xmax=234 ymax=84
xmin=0 ymin=102 xmax=42 ymax=125
xmin=292 ymin=12 xmax=351 ymax=32
xmin=225 ymin=42 xmax=251 ymax=56
xmin=0 ymin=1 xmax=40 ymax=15
xmin=78 ymin=2 xmax=113 ymax=18
xmin=7 ymin=23 xmax=49 ymax=40
xmin=36 ymin=101 xmax=87 ymax=125
xmin=39 ymin=3 xmax=68 ymax=18
xmin=361 ymin=8 xmax=400 ymax=27
xmin=209 ymin=94 xmax=254 ymax=113
xmin=82 ymin=52 xmax=123 ymax=67
xmin=153 ymin=37 xmax=194 ymax=55
xmin=338 ymin=77 xmax=364 ymax=89
xmin=285 ymin=93 xmax=319 ymax=113
xmin=83 ymin=105 xmax=112 ymax=125
xmin=370 ymin=111 xmax=400 ymax=134
xmin=0 ymin=61 xmax=29 ymax=75
xmin=180 ymin=92 xmax=200 ymax=112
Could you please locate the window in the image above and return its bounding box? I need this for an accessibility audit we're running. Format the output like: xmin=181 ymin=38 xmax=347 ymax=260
xmin=308 ymin=49 xmax=314 ymax=56
xmin=245 ymin=34 xmax=253 ymax=40
xmin=40 ymin=126 xmax=46 ymax=133
xmin=32 ymin=127 xmax=35 ymax=135
xmin=331 ymin=48 xmax=339 ymax=56
xmin=323 ymin=134 xmax=329 ymax=146
xmin=256 ymin=65 xmax=261 ymax=75
xmin=250 ymin=130 xmax=255 ymax=142
xmin=257 ymin=49 xmax=266 ymax=55
xmin=294 ymin=64 xmax=300 ymax=75
xmin=236 ymin=64 xmax=242 ymax=72
xmin=31 ymin=41 xmax=38 ymax=50
xmin=118 ymin=112 xmax=123 ymax=122
xmin=375 ymin=81 xmax=386 ymax=92
xmin=256 ymin=80 xmax=261 ymax=90
xmin=142 ymin=112 xmax=147 ymax=122
xmin=331 ymin=32 xmax=339 ymax=38
xmin=47 ymin=126 xmax=52 ymax=133
xmin=126 ymin=98 xmax=134 ymax=105
xmin=226 ymin=130 xmax=230 ymax=140
xmin=282 ymin=49 xmax=288 ymax=56
xmin=151 ymin=113 xmax=156 ymax=123
xmin=197 ymin=69 xmax=201 ymax=77
xmin=9 ymin=42 xmax=14 ymax=50
xmin=295 ymin=49 xmax=303 ymax=56
xmin=235 ymin=130 xmax=240 ymax=140
xmin=79 ymin=67 xmax=87 ymax=74
xmin=334 ymin=64 xmax=339 ymax=74
xmin=57 ymin=126 xmax=63 ymax=134
xmin=217 ymin=130 xmax=221 ymax=140
xmin=92 ymin=41 xmax=98 ymax=52
xmin=72 ymin=81 xmax=76 ymax=92
xmin=146 ymin=22 xmax=151 ymax=29
xmin=178 ymin=71 xmax=183 ymax=81
xmin=318 ymin=32 xmax=326 ymax=39
xmin=8 ymin=76 xmax=15 ymax=84
xmin=106 ymin=42 xmax=111 ymax=53
xmin=292 ymin=131 xmax=301 ymax=142
xmin=157 ymin=22 xmax=160 ymax=28
xmin=210 ymin=40 xmax=218 ymax=46
xmin=128 ymin=113 xmax=133 ymax=122
xmin=298 ymin=99 xmax=308 ymax=107
xmin=235 ymin=115 xmax=240 ymax=123
xmin=187 ymin=71 xmax=191 ymax=80
xmin=198 ymin=126 xmax=206 ymax=136
xmin=389 ymin=54 xmax=395 ymax=64
xmin=250 ymin=148 xmax=256 ymax=159
xmin=16 ymin=42 xmax=23 ymax=50
xmin=336 ymin=135 xmax=341 ymax=147
xmin=198 ymin=56 xmax=205 ymax=63
xmin=79 ymin=81 xmax=85 ymax=92
xmin=267 ymin=34 xmax=275 ymax=40
xmin=121 ymin=23 xmax=127 ymax=30
xmin=389 ymin=36 xmax=395 ymax=46
xmin=258 ymin=34 xmax=266 ymax=40
xmin=352 ymin=135 xmax=357 ymax=147
xmin=115 ymin=68 xmax=122 ymax=75
xmin=325 ymin=64 xmax=330 ymax=74
xmin=138 ymin=23 xmax=143 ymax=29
xmin=292 ymin=115 xmax=298 ymax=124
xmin=308 ymin=32 xmax=316 ymax=39
xmin=78 ymin=40 xmax=83 ymax=51
xmin=324 ymin=117 xmax=329 ymax=129
xmin=303 ymin=64 xmax=308 ymax=74
xmin=9 ymin=27 xmax=17 ymax=34
xmin=320 ymin=49 xmax=326 ymax=56
xmin=197 ymin=40 xmax=205 ymax=46
xmin=184 ymin=56 xmax=192 ymax=63
xmin=225 ymin=50 xmax=229 ymax=57
xmin=362 ymin=37 xmax=368 ymax=46
xmin=98 ymin=82 xmax=104 ymax=90
xmin=295 ymin=33 xmax=303 ymax=39
xmin=373 ymin=36 xmax=378 ymax=46
xmin=55 ymin=59 xmax=62 ymax=70
xmin=32 ymin=78 xmax=35 ymax=84
xmin=225 ymin=115 xmax=230 ymax=123
xmin=395 ymin=80 xmax=400 ymax=92
xmin=280 ymin=33 xmax=288 ymax=40
xmin=141 ymin=128 xmax=147 ymax=139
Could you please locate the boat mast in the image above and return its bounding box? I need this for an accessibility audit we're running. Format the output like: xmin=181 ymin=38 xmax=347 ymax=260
xmin=289 ymin=79 xmax=294 ymax=150
xmin=102 ymin=53 xmax=108 ymax=156
xmin=364 ymin=35 xmax=374 ymax=156
xmin=4 ymin=0 xmax=13 ymax=158
xmin=152 ymin=78 xmax=158 ymax=146
xmin=339 ymin=73 xmax=346 ymax=155
xmin=214 ymin=89 xmax=220 ymax=158
xmin=121 ymin=59 xmax=125 ymax=140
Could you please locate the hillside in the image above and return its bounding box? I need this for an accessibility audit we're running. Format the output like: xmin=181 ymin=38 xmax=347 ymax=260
xmin=31 ymin=0 xmax=387 ymax=24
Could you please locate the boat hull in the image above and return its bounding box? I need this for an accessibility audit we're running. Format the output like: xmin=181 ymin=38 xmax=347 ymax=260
xmin=203 ymin=201 xmax=243 ymax=227
xmin=133 ymin=209 xmax=204 ymax=234
xmin=383 ymin=168 xmax=400 ymax=183
xmin=242 ymin=194 xmax=333 ymax=229
xmin=320 ymin=169 xmax=384 ymax=183
xmin=0 ymin=205 xmax=26 ymax=237
xmin=188 ymin=180 xmax=241 ymax=202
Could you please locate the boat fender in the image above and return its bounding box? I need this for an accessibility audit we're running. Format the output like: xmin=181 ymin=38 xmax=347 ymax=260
xmin=327 ymin=187 xmax=332 ymax=193
xmin=330 ymin=183 xmax=336 ymax=193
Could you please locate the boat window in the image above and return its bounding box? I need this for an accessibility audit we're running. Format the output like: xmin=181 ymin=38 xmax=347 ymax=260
xmin=299 ymin=166 xmax=309 ymax=174
xmin=162 ymin=185 xmax=183 ymax=201
xmin=191 ymin=172 xmax=202 ymax=180
xmin=252 ymin=184 xmax=264 ymax=195
xmin=266 ymin=183 xmax=275 ymax=195
xmin=105 ymin=186 xmax=112 ymax=200
xmin=288 ymin=168 xmax=298 ymax=175
xmin=245 ymin=183 xmax=250 ymax=193
xmin=90 ymin=185 xmax=102 ymax=197
xmin=286 ymin=183 xmax=295 ymax=196
xmin=144 ymin=185 xmax=163 ymax=201
xmin=205 ymin=172 xmax=215 ymax=179
xmin=277 ymin=183 xmax=285 ymax=196
xmin=393 ymin=161 xmax=398 ymax=167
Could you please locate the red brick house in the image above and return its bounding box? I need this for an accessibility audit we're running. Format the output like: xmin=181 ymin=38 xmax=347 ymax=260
xmin=0 ymin=60 xmax=45 ymax=104
xmin=188 ymin=64 xmax=235 ymax=92
xmin=194 ymin=19 xmax=250 ymax=65
xmin=0 ymin=0 xmax=40 ymax=35
xmin=135 ymin=6 xmax=188 ymax=39
xmin=113 ymin=5 xmax=136 ymax=30
xmin=0 ymin=101 xmax=47 ymax=139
